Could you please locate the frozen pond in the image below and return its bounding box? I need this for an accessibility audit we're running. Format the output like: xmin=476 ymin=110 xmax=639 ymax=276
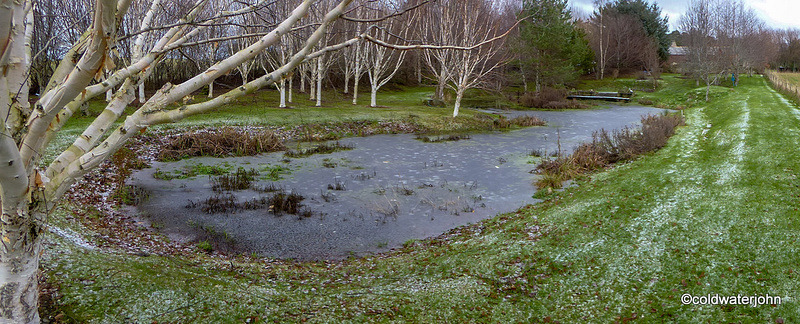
xmin=129 ymin=105 xmax=670 ymax=260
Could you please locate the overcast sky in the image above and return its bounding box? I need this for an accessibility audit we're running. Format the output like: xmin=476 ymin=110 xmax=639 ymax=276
xmin=567 ymin=0 xmax=800 ymax=31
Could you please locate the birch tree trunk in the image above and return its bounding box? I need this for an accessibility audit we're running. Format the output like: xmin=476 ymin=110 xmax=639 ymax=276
xmin=343 ymin=71 xmax=351 ymax=94
xmin=370 ymin=83 xmax=378 ymax=107
xmin=352 ymin=41 xmax=364 ymax=105
xmin=139 ymin=83 xmax=147 ymax=102
xmin=453 ymin=89 xmax=464 ymax=117
xmin=279 ymin=78 xmax=287 ymax=108
xmin=300 ymin=67 xmax=306 ymax=93
xmin=316 ymin=55 xmax=323 ymax=107
xmin=432 ymin=0 xmax=506 ymax=117
xmin=288 ymin=75 xmax=293 ymax=103
xmin=309 ymin=60 xmax=317 ymax=101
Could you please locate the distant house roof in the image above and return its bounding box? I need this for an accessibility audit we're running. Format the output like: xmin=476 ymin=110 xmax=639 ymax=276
xmin=669 ymin=41 xmax=687 ymax=56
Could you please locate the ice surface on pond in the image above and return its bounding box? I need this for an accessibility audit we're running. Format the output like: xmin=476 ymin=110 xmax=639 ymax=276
xmin=129 ymin=105 xmax=669 ymax=260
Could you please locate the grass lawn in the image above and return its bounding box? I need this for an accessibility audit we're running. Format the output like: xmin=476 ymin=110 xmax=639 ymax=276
xmin=43 ymin=75 xmax=800 ymax=322
xmin=62 ymin=85 xmax=511 ymax=131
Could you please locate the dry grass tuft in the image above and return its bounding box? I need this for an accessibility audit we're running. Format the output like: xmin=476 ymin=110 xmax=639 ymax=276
xmin=493 ymin=115 xmax=546 ymax=128
xmin=157 ymin=127 xmax=285 ymax=161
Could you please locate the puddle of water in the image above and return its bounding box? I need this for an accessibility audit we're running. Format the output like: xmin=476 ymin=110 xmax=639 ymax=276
xmin=129 ymin=105 xmax=669 ymax=260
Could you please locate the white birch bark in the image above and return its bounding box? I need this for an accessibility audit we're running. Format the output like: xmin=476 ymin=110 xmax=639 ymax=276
xmin=309 ymin=60 xmax=317 ymax=101
xmin=139 ymin=83 xmax=147 ymax=102
xmin=352 ymin=40 xmax=364 ymax=105
xmin=4 ymin=1 xmax=34 ymax=138
xmin=316 ymin=55 xmax=323 ymax=106
xmin=279 ymin=78 xmax=287 ymax=107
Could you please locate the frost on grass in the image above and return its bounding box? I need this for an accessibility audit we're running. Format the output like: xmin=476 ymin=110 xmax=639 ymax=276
xmin=673 ymin=108 xmax=708 ymax=162
xmin=714 ymin=99 xmax=749 ymax=186
xmin=371 ymin=277 xmax=487 ymax=297
xmin=48 ymin=226 xmax=97 ymax=250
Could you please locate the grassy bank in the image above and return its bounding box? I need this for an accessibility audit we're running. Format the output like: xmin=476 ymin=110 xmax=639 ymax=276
xmin=578 ymin=73 xmax=735 ymax=109
xmin=43 ymin=75 xmax=800 ymax=322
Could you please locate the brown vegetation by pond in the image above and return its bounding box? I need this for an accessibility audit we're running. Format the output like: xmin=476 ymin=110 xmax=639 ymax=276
xmin=157 ymin=127 xmax=286 ymax=161
xmin=211 ymin=167 xmax=260 ymax=192
xmin=190 ymin=189 xmax=309 ymax=217
xmin=535 ymin=113 xmax=685 ymax=189
xmin=415 ymin=134 xmax=472 ymax=143
xmin=284 ymin=141 xmax=355 ymax=158
xmin=493 ymin=115 xmax=547 ymax=128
